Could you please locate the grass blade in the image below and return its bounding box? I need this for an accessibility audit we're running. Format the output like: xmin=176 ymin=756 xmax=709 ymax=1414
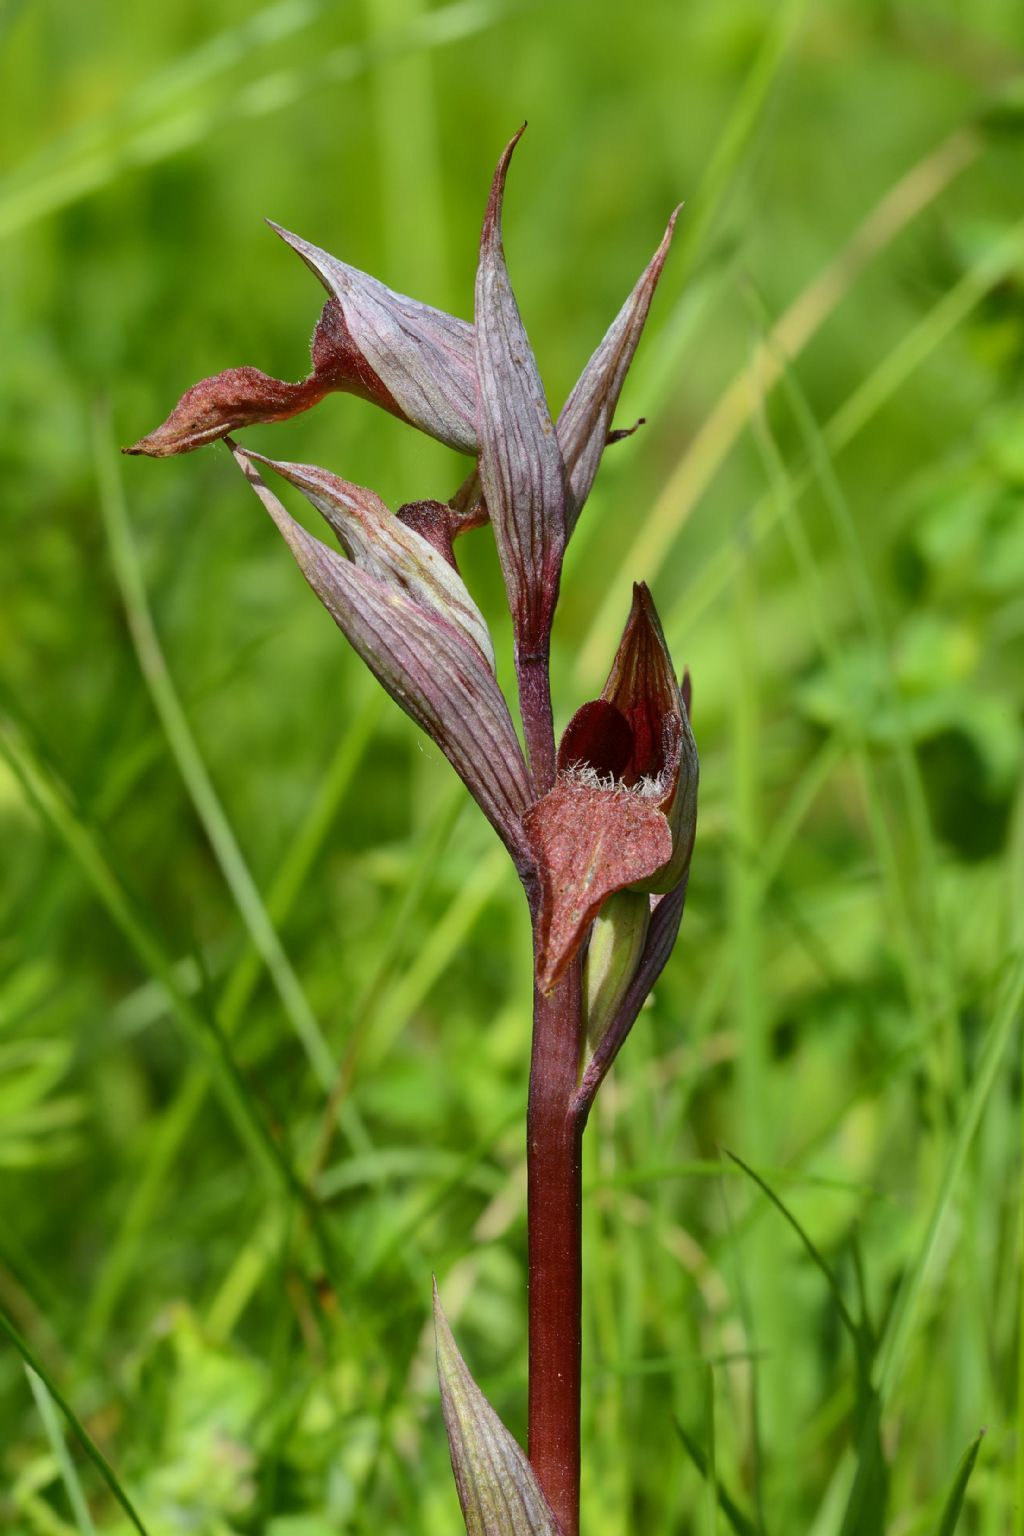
xmin=81 ymin=688 xmax=383 ymax=1356
xmin=675 ymin=1421 xmax=759 ymax=1536
xmin=0 ymin=707 xmax=326 ymax=1248
xmin=837 ymin=956 xmax=1023 ymax=1530
xmin=754 ymin=288 xmax=960 ymax=1056
xmin=0 ymin=0 xmax=526 ymax=241
xmin=936 ymin=1430 xmax=985 ymax=1536
xmin=578 ymin=123 xmax=979 ymax=682
xmin=704 ymin=1364 xmax=718 ymax=1536
xmin=725 ymin=1151 xmax=860 ymax=1347
xmin=0 ymin=1310 xmax=148 ymax=1536
xmin=662 ymin=218 xmax=1024 ymax=655
xmin=876 ymin=952 xmax=1024 ymax=1402
xmin=26 ymin=1366 xmax=98 ymax=1536
xmin=672 ymin=0 xmax=809 ymax=280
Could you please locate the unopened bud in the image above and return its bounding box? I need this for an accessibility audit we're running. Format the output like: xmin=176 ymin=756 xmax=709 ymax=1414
xmin=584 ymin=889 xmax=651 ymax=1066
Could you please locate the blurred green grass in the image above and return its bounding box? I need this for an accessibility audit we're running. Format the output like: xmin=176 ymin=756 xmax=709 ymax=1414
xmin=1 ymin=0 xmax=1023 ymax=1531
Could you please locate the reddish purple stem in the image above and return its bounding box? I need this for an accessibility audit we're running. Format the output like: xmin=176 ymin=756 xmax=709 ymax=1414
xmin=517 ymin=644 xmax=557 ymax=797
xmin=520 ymin=645 xmax=584 ymax=1534
xmin=527 ymin=963 xmax=584 ymax=1536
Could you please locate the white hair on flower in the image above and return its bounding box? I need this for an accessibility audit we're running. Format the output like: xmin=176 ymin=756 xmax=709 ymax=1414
xmin=559 ymin=761 xmax=667 ymax=800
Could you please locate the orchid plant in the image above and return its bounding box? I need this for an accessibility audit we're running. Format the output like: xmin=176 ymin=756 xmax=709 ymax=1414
xmin=127 ymin=128 xmax=698 ymax=1536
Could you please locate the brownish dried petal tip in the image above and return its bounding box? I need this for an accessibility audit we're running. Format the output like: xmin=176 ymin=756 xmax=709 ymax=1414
xmin=394 ymin=500 xmax=459 ymax=567
xmin=123 ymin=365 xmax=327 ymax=457
xmin=606 ymin=417 xmax=646 ymax=446
xmin=682 ymin=666 xmax=693 ymax=720
xmin=124 ymin=298 xmax=407 ymax=458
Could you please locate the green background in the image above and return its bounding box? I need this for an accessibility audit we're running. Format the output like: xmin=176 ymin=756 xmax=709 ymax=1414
xmin=2 ymin=0 xmax=1023 ymax=1530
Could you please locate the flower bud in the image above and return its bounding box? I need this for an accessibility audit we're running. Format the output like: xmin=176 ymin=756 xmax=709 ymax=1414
xmin=583 ymin=889 xmax=652 ymax=1064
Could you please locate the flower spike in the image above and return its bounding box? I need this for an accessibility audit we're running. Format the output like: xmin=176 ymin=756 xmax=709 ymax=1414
xmin=125 ymin=136 xmax=700 ymax=1536
xmin=128 ymin=164 xmax=676 ymax=531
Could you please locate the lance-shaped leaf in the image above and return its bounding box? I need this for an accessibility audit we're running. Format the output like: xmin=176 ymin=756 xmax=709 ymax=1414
xmin=125 ymin=297 xmax=408 ymax=457
xmin=229 ymin=444 xmax=532 ymax=866
xmin=556 ymin=207 xmax=679 ymax=527
xmin=526 ymin=584 xmax=697 ymax=991
xmin=434 ymin=1283 xmax=565 ymax=1536
xmin=234 ymin=449 xmax=495 ymax=668
xmin=270 ymin=221 xmax=478 ymax=454
xmin=475 ymin=129 xmax=567 ymax=650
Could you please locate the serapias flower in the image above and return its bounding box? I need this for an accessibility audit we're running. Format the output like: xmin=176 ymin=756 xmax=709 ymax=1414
xmin=524 ymin=583 xmax=697 ymax=992
xmin=228 ymin=442 xmax=534 ymax=871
